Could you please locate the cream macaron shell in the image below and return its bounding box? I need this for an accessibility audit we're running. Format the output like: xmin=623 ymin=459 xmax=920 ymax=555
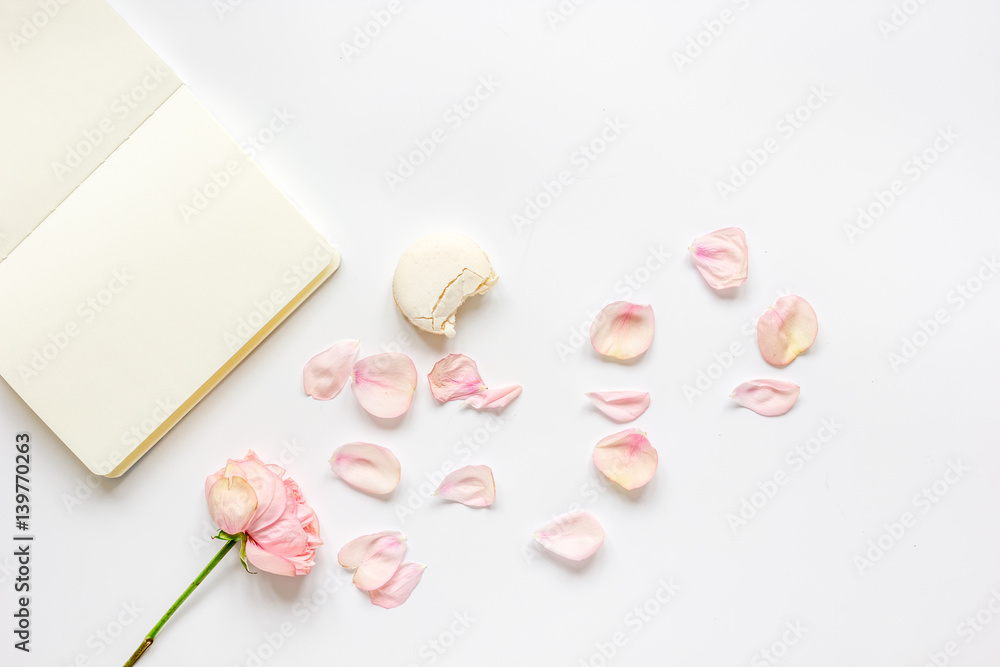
xmin=392 ymin=232 xmax=498 ymax=337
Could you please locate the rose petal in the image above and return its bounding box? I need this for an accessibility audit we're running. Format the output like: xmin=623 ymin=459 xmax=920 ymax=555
xmin=533 ymin=512 xmax=605 ymax=561
xmin=330 ymin=443 xmax=401 ymax=495
xmin=688 ymin=227 xmax=748 ymax=290
xmin=434 ymin=465 xmax=496 ymax=507
xmin=731 ymin=379 xmax=800 ymax=416
xmin=337 ymin=530 xmax=403 ymax=568
xmin=337 ymin=531 xmax=408 ymax=592
xmin=585 ymin=391 xmax=650 ymax=423
xmin=231 ymin=452 xmax=287 ymax=532
xmin=590 ymin=301 xmax=654 ymax=360
xmin=369 ymin=562 xmax=427 ymax=609
xmin=756 ymin=295 xmax=818 ymax=367
xmin=593 ymin=428 xmax=658 ymax=490
xmin=303 ymin=340 xmax=360 ymax=400
xmin=207 ymin=474 xmax=258 ymax=535
xmin=427 ymin=354 xmax=487 ymax=402
xmin=352 ymin=353 xmax=418 ymax=418
xmin=464 ymin=385 xmax=521 ymax=410
xmin=245 ymin=538 xmax=296 ymax=576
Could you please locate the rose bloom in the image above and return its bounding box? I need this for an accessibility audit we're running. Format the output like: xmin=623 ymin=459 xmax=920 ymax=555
xmin=205 ymin=451 xmax=322 ymax=576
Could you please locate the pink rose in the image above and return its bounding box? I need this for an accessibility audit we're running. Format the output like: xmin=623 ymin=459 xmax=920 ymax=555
xmin=205 ymin=451 xmax=322 ymax=576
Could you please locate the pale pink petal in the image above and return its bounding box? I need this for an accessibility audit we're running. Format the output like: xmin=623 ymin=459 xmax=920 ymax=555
xmin=330 ymin=443 xmax=401 ymax=495
xmin=303 ymin=340 xmax=360 ymax=400
xmin=464 ymin=385 xmax=521 ymax=410
xmin=434 ymin=465 xmax=495 ymax=507
xmin=369 ymin=562 xmax=427 ymax=609
xmin=585 ymin=391 xmax=650 ymax=423
xmin=688 ymin=227 xmax=748 ymax=289
xmin=533 ymin=512 xmax=605 ymax=561
xmin=234 ymin=452 xmax=287 ymax=532
xmin=590 ymin=301 xmax=654 ymax=360
xmin=428 ymin=354 xmax=487 ymax=402
xmin=207 ymin=475 xmax=257 ymax=535
xmin=337 ymin=531 xmax=408 ymax=592
xmin=731 ymin=379 xmax=800 ymax=416
xmin=245 ymin=538 xmax=296 ymax=576
xmin=352 ymin=353 xmax=418 ymax=418
xmin=756 ymin=295 xmax=818 ymax=367
xmin=593 ymin=428 xmax=658 ymax=490
xmin=337 ymin=530 xmax=406 ymax=568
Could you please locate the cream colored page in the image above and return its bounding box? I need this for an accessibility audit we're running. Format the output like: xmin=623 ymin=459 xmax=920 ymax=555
xmin=0 ymin=86 xmax=338 ymax=473
xmin=0 ymin=0 xmax=181 ymax=259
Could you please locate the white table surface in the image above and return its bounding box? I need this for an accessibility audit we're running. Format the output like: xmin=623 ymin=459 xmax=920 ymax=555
xmin=3 ymin=1 xmax=1000 ymax=665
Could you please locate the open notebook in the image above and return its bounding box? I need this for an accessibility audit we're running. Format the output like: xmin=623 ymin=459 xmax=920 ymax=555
xmin=0 ymin=1 xmax=339 ymax=476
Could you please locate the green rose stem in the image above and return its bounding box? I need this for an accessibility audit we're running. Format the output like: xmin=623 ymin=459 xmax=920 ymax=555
xmin=122 ymin=536 xmax=239 ymax=666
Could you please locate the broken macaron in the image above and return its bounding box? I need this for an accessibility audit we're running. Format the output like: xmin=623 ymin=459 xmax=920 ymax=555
xmin=392 ymin=232 xmax=497 ymax=338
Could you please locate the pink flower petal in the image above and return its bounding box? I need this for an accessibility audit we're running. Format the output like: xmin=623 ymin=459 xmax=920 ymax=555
xmin=688 ymin=227 xmax=748 ymax=289
xmin=303 ymin=340 xmax=360 ymax=400
xmin=338 ymin=530 xmax=408 ymax=591
xmin=207 ymin=473 xmax=258 ymax=535
xmin=434 ymin=465 xmax=496 ymax=507
xmin=369 ymin=562 xmax=427 ymax=609
xmin=731 ymin=379 xmax=800 ymax=416
xmin=590 ymin=301 xmax=654 ymax=360
xmin=464 ymin=385 xmax=521 ymax=410
xmin=585 ymin=391 xmax=650 ymax=423
xmin=427 ymin=354 xmax=487 ymax=402
xmin=533 ymin=512 xmax=605 ymax=561
xmin=330 ymin=443 xmax=401 ymax=495
xmin=592 ymin=428 xmax=658 ymax=490
xmin=245 ymin=538 xmax=296 ymax=576
xmin=352 ymin=353 xmax=418 ymax=418
xmin=756 ymin=295 xmax=818 ymax=367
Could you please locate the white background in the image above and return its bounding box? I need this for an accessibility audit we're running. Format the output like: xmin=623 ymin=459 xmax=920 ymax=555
xmin=3 ymin=1 xmax=1000 ymax=665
